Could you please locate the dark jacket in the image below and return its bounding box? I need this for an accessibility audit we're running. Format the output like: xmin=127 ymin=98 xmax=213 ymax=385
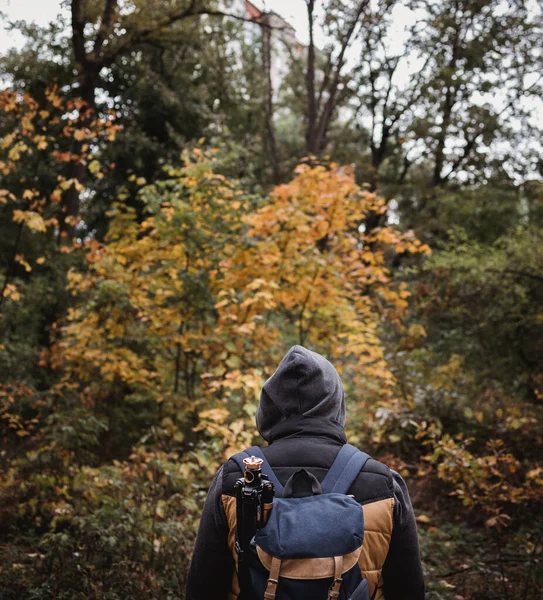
xmin=186 ymin=346 xmax=425 ymax=600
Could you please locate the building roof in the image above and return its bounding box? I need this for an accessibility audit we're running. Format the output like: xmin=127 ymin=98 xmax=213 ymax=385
xmin=244 ymin=0 xmax=297 ymax=33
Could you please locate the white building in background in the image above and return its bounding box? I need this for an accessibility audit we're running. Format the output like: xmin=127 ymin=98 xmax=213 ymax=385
xmin=231 ymin=0 xmax=303 ymax=94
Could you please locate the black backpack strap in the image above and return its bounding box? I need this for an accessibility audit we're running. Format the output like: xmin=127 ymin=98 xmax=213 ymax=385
xmin=230 ymin=446 xmax=284 ymax=496
xmin=320 ymin=444 xmax=371 ymax=494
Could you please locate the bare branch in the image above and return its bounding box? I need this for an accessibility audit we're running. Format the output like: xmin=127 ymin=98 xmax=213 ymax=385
xmin=100 ymin=7 xmax=274 ymax=68
xmin=313 ymin=0 xmax=371 ymax=152
xmin=93 ymin=0 xmax=119 ymax=57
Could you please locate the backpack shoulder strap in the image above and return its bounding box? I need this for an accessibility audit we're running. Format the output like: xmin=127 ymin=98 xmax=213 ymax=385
xmin=320 ymin=444 xmax=371 ymax=495
xmin=230 ymin=446 xmax=284 ymax=496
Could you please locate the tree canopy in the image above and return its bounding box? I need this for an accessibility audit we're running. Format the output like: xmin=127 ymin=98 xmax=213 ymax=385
xmin=0 ymin=1 xmax=542 ymax=598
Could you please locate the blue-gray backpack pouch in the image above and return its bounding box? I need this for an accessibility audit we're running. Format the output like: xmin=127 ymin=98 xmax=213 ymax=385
xmin=233 ymin=444 xmax=372 ymax=600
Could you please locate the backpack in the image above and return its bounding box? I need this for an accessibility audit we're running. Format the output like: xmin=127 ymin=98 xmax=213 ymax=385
xmin=231 ymin=444 xmax=372 ymax=600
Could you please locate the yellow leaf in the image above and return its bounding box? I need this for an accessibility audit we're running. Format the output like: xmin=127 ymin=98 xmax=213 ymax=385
xmin=1 ymin=133 xmax=15 ymax=149
xmin=438 ymin=581 xmax=456 ymax=590
xmin=50 ymin=189 xmax=62 ymax=203
xmin=9 ymin=141 xmax=28 ymax=160
xmin=0 ymin=189 xmax=14 ymax=204
xmin=65 ymin=215 xmax=80 ymax=226
xmin=416 ymin=514 xmax=431 ymax=524
xmin=15 ymin=254 xmax=32 ymax=272
xmin=3 ymin=284 xmax=20 ymax=301
xmin=155 ymin=501 xmax=166 ymax=518
xmin=88 ymin=159 xmax=101 ymax=174
xmin=12 ymin=210 xmax=47 ymax=232
xmin=34 ymin=135 xmax=48 ymax=150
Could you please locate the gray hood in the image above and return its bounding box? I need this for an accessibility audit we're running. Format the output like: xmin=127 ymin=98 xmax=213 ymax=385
xmin=256 ymin=345 xmax=346 ymax=442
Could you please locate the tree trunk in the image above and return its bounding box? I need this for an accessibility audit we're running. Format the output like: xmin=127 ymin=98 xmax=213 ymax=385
xmin=262 ymin=14 xmax=282 ymax=184
xmin=58 ymin=73 xmax=97 ymax=243
xmin=305 ymin=0 xmax=318 ymax=154
xmin=60 ymin=1 xmax=101 ymax=243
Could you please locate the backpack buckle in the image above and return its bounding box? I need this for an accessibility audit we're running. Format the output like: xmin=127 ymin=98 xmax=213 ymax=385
xmin=264 ymin=578 xmax=278 ymax=598
xmin=328 ymin=556 xmax=343 ymax=600
xmin=263 ymin=581 xmax=278 ymax=600
xmin=264 ymin=557 xmax=281 ymax=600
xmin=328 ymin=577 xmax=343 ymax=599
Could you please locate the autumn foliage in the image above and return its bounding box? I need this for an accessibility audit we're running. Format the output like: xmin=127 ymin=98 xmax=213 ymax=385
xmin=1 ymin=63 xmax=542 ymax=600
xmin=59 ymin=152 xmax=430 ymax=459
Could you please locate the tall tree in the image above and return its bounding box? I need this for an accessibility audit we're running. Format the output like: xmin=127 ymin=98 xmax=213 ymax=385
xmin=303 ymin=0 xmax=377 ymax=155
xmin=64 ymin=0 xmax=264 ymax=239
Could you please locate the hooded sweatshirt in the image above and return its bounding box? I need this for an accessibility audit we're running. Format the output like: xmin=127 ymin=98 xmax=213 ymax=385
xmin=186 ymin=345 xmax=425 ymax=600
xmin=256 ymin=345 xmax=346 ymax=440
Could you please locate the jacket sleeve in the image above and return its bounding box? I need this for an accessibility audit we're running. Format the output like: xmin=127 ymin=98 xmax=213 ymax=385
xmin=381 ymin=471 xmax=425 ymax=600
xmin=186 ymin=466 xmax=235 ymax=600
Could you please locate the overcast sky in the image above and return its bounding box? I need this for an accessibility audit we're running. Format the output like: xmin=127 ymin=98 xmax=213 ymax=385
xmin=0 ymin=0 xmax=415 ymax=83
xmin=1 ymin=0 xmax=541 ymax=126
xmin=0 ymin=0 xmax=311 ymax=53
xmin=0 ymin=0 xmax=63 ymax=53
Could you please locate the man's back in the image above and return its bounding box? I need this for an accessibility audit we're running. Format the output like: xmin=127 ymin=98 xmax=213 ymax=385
xmin=186 ymin=346 xmax=424 ymax=599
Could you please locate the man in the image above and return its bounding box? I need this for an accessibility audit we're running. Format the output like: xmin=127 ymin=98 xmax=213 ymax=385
xmin=186 ymin=345 xmax=425 ymax=599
